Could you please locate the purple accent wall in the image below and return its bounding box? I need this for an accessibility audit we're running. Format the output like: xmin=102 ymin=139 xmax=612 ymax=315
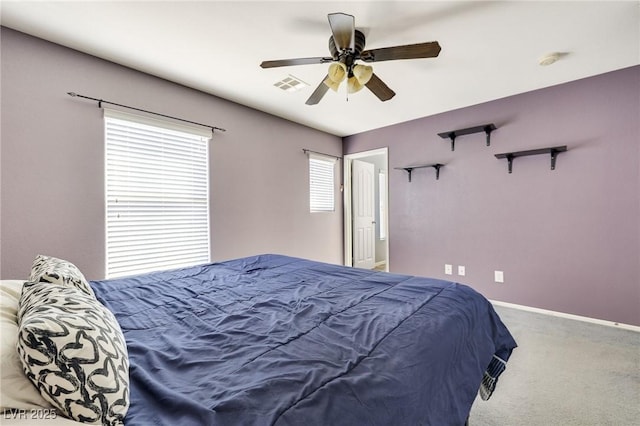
xmin=344 ymin=66 xmax=640 ymax=326
xmin=0 ymin=28 xmax=343 ymax=280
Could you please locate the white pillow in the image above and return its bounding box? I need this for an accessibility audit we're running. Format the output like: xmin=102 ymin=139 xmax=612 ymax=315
xmin=0 ymin=280 xmax=54 ymax=412
xmin=17 ymin=282 xmax=129 ymax=425
xmin=28 ymin=255 xmax=95 ymax=298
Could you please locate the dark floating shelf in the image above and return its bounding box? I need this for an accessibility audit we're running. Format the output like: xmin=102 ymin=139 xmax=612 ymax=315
xmin=395 ymin=164 xmax=443 ymax=182
xmin=495 ymin=145 xmax=567 ymax=173
xmin=438 ymin=123 xmax=496 ymax=151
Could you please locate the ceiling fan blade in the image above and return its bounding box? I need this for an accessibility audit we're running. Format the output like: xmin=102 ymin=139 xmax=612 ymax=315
xmin=365 ymin=73 xmax=396 ymax=102
xmin=305 ymin=76 xmax=330 ymax=105
xmin=260 ymin=57 xmax=332 ymax=68
xmin=360 ymin=41 xmax=441 ymax=62
xmin=328 ymin=12 xmax=355 ymax=51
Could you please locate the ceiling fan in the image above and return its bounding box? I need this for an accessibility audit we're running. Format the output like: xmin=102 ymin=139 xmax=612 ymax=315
xmin=260 ymin=12 xmax=441 ymax=105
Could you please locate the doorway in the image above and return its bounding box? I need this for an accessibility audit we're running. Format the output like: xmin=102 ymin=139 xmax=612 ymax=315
xmin=344 ymin=148 xmax=389 ymax=271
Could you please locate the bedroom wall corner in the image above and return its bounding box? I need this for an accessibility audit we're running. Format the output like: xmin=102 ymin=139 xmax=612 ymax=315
xmin=0 ymin=27 xmax=344 ymax=280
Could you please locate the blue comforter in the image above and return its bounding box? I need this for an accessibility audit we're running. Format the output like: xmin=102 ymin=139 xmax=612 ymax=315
xmin=91 ymin=254 xmax=516 ymax=426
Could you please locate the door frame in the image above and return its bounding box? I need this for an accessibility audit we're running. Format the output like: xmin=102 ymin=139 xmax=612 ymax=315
xmin=343 ymin=147 xmax=389 ymax=270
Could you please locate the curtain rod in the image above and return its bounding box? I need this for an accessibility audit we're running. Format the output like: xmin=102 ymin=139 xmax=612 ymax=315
xmin=67 ymin=92 xmax=226 ymax=133
xmin=303 ymin=149 xmax=342 ymax=161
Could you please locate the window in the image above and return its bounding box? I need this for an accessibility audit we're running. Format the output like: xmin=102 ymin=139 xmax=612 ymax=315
xmin=309 ymin=154 xmax=336 ymax=212
xmin=104 ymin=109 xmax=210 ymax=278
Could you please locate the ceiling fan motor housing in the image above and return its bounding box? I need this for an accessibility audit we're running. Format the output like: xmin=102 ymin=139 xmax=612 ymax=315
xmin=329 ymin=29 xmax=366 ymax=63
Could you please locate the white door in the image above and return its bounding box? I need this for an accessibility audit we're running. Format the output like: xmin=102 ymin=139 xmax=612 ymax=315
xmin=352 ymin=159 xmax=375 ymax=269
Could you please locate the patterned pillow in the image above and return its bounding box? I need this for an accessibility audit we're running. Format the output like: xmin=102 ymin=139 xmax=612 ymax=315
xmin=29 ymin=254 xmax=95 ymax=298
xmin=16 ymin=282 xmax=129 ymax=425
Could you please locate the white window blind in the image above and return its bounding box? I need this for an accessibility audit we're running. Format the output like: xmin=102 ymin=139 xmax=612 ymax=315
xmin=105 ymin=109 xmax=210 ymax=278
xmin=309 ymin=154 xmax=336 ymax=212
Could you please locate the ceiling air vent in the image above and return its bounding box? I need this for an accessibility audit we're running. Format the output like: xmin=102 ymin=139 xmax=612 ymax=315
xmin=274 ymin=75 xmax=309 ymax=92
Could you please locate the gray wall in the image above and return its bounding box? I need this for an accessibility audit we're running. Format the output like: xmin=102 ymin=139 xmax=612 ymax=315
xmin=0 ymin=28 xmax=343 ymax=280
xmin=344 ymin=66 xmax=640 ymax=326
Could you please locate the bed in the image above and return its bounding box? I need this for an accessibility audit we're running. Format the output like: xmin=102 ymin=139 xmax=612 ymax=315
xmin=2 ymin=254 xmax=516 ymax=425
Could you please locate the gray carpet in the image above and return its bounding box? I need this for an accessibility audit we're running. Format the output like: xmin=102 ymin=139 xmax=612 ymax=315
xmin=469 ymin=305 xmax=640 ymax=425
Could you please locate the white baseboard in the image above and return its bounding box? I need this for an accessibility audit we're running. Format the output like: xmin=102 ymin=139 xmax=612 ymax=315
xmin=490 ymin=300 xmax=640 ymax=333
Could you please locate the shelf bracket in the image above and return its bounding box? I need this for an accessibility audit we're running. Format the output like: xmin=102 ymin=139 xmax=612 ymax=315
xmin=550 ymin=149 xmax=559 ymax=170
xmin=433 ymin=164 xmax=442 ymax=180
xmin=484 ymin=125 xmax=494 ymax=146
xmin=404 ymin=168 xmax=414 ymax=182
xmin=448 ymin=133 xmax=456 ymax=151
xmin=506 ymin=154 xmax=514 ymax=174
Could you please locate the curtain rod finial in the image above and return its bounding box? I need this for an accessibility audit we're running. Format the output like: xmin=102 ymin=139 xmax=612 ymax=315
xmin=68 ymin=92 xmax=77 ymax=97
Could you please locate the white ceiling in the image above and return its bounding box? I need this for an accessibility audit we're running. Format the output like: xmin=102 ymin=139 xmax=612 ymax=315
xmin=2 ymin=1 xmax=639 ymax=137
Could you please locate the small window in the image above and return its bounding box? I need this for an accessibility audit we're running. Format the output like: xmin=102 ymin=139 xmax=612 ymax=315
xmin=309 ymin=155 xmax=336 ymax=212
xmin=104 ymin=109 xmax=211 ymax=278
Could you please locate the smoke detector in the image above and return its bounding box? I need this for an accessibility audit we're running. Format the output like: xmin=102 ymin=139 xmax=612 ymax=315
xmin=539 ymin=52 xmax=561 ymax=66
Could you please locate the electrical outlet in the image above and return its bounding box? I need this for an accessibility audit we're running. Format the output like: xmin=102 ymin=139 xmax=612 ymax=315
xmin=494 ymin=270 xmax=504 ymax=283
xmin=445 ymin=264 xmax=453 ymax=275
xmin=458 ymin=265 xmax=466 ymax=276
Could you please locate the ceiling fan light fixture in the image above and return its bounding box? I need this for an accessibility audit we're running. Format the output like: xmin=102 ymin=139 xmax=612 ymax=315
xmin=347 ymin=77 xmax=364 ymax=93
xmin=347 ymin=76 xmax=364 ymax=93
xmin=352 ymin=64 xmax=373 ymax=85
xmin=327 ymin=62 xmax=347 ymax=83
